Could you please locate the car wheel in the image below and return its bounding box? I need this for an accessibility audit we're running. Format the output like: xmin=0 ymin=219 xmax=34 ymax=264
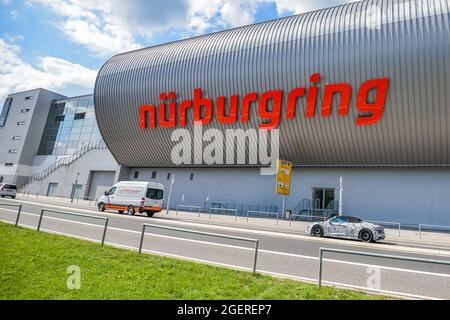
xmin=11 ymin=196 xmax=15 ymax=199
xmin=98 ymin=202 xmax=105 ymax=212
xmin=127 ymin=205 xmax=135 ymax=216
xmin=359 ymin=229 xmax=373 ymax=242
xmin=118 ymin=210 xmax=124 ymax=214
xmin=311 ymin=225 xmax=324 ymax=237
xmin=146 ymin=211 xmax=155 ymax=217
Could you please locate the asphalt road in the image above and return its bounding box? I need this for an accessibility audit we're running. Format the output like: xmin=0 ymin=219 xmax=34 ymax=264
xmin=1 ymin=197 xmax=450 ymax=299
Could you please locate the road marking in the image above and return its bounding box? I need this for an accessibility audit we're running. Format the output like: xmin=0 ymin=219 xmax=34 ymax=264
xmin=7 ymin=196 xmax=450 ymax=256
xmin=260 ymin=270 xmax=441 ymax=300
xmin=1 ymin=219 xmax=446 ymax=300
xmin=2 ymin=209 xmax=450 ymax=279
xmin=5 ymin=197 xmax=450 ymax=260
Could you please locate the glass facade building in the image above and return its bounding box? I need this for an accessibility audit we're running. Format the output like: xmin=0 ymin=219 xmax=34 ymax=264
xmin=38 ymin=94 xmax=102 ymax=155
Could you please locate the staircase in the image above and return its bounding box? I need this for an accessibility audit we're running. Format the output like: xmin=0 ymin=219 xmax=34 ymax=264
xmin=292 ymin=198 xmax=339 ymax=220
xmin=20 ymin=140 xmax=107 ymax=192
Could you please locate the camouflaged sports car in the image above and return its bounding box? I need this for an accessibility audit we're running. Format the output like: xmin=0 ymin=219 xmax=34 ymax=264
xmin=306 ymin=216 xmax=385 ymax=242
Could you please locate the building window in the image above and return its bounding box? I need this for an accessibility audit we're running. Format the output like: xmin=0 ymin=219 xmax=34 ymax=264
xmin=46 ymin=183 xmax=58 ymax=197
xmin=74 ymin=112 xmax=86 ymax=120
xmin=151 ymin=171 xmax=157 ymax=179
xmin=21 ymin=108 xmax=30 ymax=113
xmin=12 ymin=136 xmax=22 ymax=140
xmin=0 ymin=176 xmax=3 ymax=183
xmin=167 ymin=173 xmax=171 ymax=180
xmin=25 ymin=96 xmax=34 ymax=100
xmin=190 ymin=173 xmax=194 ymax=181
xmin=8 ymin=149 xmax=18 ymax=154
xmin=17 ymin=121 xmax=26 ymax=126
xmin=0 ymin=97 xmax=13 ymax=127
xmin=133 ymin=171 xmax=139 ymax=179
xmin=55 ymin=115 xmax=65 ymax=121
xmin=5 ymin=163 xmax=13 ymax=167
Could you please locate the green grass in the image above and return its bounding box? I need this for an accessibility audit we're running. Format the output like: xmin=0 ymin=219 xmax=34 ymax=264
xmin=0 ymin=222 xmax=383 ymax=300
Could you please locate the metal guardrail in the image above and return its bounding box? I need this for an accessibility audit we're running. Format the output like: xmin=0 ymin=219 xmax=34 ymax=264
xmin=36 ymin=209 xmax=109 ymax=245
xmin=247 ymin=210 xmax=279 ymax=225
xmin=367 ymin=220 xmax=401 ymax=237
xmin=139 ymin=223 xmax=259 ymax=273
xmin=289 ymin=213 xmax=325 ymax=226
xmin=176 ymin=205 xmax=202 ymax=217
xmin=0 ymin=203 xmax=22 ymax=226
xmin=419 ymin=224 xmax=450 ymax=239
xmin=318 ymin=247 xmax=450 ymax=288
xmin=209 ymin=207 xmax=238 ymax=221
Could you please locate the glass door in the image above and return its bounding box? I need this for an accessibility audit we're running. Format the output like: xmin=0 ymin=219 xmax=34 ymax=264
xmin=312 ymin=188 xmax=335 ymax=210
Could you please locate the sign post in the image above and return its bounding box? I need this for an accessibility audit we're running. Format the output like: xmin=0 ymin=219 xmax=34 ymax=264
xmin=276 ymin=159 xmax=292 ymax=219
xmin=339 ymin=176 xmax=343 ymax=216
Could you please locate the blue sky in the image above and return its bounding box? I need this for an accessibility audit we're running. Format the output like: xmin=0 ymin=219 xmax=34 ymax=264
xmin=0 ymin=0 xmax=357 ymax=104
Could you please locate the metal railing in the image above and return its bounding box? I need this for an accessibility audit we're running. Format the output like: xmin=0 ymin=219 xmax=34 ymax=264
xmin=367 ymin=220 xmax=401 ymax=237
xmin=289 ymin=213 xmax=325 ymax=226
xmin=176 ymin=205 xmax=202 ymax=217
xmin=247 ymin=210 xmax=279 ymax=224
xmin=204 ymin=202 xmax=279 ymax=217
xmin=419 ymin=224 xmax=450 ymax=239
xmin=209 ymin=207 xmax=238 ymax=221
xmin=318 ymin=247 xmax=450 ymax=288
xmin=36 ymin=209 xmax=109 ymax=245
xmin=0 ymin=203 xmax=22 ymax=226
xmin=138 ymin=223 xmax=259 ymax=273
xmin=20 ymin=140 xmax=106 ymax=192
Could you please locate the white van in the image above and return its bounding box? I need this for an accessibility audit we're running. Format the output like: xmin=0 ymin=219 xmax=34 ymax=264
xmin=97 ymin=181 xmax=164 ymax=217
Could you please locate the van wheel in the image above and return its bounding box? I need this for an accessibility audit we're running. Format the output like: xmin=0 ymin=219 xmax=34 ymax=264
xmin=118 ymin=210 xmax=124 ymax=214
xmin=146 ymin=211 xmax=155 ymax=217
xmin=98 ymin=202 xmax=105 ymax=212
xmin=127 ymin=205 xmax=135 ymax=216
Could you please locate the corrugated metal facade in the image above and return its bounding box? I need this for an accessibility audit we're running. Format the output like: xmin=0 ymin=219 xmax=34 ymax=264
xmin=94 ymin=0 xmax=450 ymax=168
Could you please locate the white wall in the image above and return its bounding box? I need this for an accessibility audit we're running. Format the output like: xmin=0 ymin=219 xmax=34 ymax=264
xmin=23 ymin=149 xmax=118 ymax=199
xmin=127 ymin=167 xmax=450 ymax=226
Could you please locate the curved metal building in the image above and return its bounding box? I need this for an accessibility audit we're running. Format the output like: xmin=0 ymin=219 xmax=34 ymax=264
xmin=94 ymin=0 xmax=450 ymax=168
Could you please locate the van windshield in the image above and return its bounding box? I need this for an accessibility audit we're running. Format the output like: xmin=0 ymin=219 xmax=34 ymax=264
xmin=146 ymin=188 xmax=163 ymax=200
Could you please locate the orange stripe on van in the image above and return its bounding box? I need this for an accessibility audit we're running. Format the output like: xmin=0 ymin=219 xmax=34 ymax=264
xmin=104 ymin=204 xmax=161 ymax=212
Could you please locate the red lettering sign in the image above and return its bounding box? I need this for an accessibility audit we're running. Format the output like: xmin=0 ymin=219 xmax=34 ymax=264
xmin=139 ymin=73 xmax=390 ymax=129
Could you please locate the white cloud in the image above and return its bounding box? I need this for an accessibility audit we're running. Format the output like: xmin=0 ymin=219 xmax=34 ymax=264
xmin=0 ymin=39 xmax=97 ymax=105
xmin=274 ymin=0 xmax=359 ymax=15
xmin=219 ymin=0 xmax=260 ymax=27
xmin=31 ymin=0 xmax=270 ymax=56
xmin=30 ymin=0 xmax=141 ymax=57
xmin=10 ymin=10 xmax=18 ymax=20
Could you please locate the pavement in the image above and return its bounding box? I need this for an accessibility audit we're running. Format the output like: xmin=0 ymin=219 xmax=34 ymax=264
xmin=1 ymin=194 xmax=450 ymax=300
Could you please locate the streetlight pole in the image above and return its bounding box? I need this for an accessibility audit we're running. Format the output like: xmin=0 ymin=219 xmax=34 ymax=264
xmin=166 ymin=173 xmax=175 ymax=214
xmin=71 ymin=172 xmax=80 ymax=203
xmin=338 ymin=176 xmax=343 ymax=216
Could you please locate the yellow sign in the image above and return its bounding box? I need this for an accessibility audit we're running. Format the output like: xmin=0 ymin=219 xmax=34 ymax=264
xmin=276 ymin=159 xmax=292 ymax=195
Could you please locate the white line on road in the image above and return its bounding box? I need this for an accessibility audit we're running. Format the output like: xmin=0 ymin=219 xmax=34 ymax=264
xmin=0 ymin=218 xmax=441 ymax=300
xmin=3 ymin=198 xmax=450 ymax=257
xmin=2 ymin=209 xmax=450 ymax=279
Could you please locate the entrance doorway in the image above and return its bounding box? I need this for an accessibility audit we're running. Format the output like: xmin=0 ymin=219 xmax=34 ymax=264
xmin=312 ymin=188 xmax=335 ymax=210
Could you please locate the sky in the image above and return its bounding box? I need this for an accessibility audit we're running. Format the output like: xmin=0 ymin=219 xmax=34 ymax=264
xmin=0 ymin=0 xmax=359 ymax=106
